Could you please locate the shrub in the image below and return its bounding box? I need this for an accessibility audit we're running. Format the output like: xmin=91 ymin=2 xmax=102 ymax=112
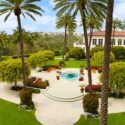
xmin=85 ymin=85 xmax=102 ymax=92
xmin=109 ymin=92 xmax=125 ymax=99
xmin=90 ymin=45 xmax=104 ymax=57
xmin=0 ymin=59 xmax=31 ymax=85
xmin=68 ymin=47 xmax=85 ymax=60
xmin=54 ymin=50 xmax=61 ymax=56
xmin=26 ymin=77 xmax=49 ymax=89
xmin=32 ymin=88 xmax=41 ymax=94
xmin=112 ymin=46 xmax=125 ymax=60
xmin=92 ymin=51 xmax=115 ymax=65
xmin=19 ymin=88 xmax=33 ymax=109
xmin=83 ymin=93 xmax=99 ymax=114
xmin=109 ymin=62 xmax=125 ymax=90
xmin=11 ymin=86 xmax=23 ymax=91
xmin=28 ymin=50 xmax=54 ymax=68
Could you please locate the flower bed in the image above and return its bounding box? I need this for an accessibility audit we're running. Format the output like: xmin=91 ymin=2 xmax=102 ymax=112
xmin=26 ymin=77 xmax=49 ymax=89
xmin=85 ymin=85 xmax=102 ymax=92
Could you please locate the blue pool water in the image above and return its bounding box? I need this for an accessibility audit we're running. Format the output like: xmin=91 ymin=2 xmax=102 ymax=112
xmin=60 ymin=73 xmax=80 ymax=80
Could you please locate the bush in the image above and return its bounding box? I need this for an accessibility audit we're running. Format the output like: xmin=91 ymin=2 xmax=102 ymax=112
xmin=19 ymin=88 xmax=33 ymax=109
xmin=109 ymin=62 xmax=125 ymax=90
xmin=90 ymin=45 xmax=104 ymax=57
xmin=54 ymin=50 xmax=61 ymax=56
xmin=11 ymin=86 xmax=23 ymax=91
xmin=0 ymin=59 xmax=31 ymax=84
xmin=26 ymin=77 xmax=49 ymax=89
xmin=28 ymin=50 xmax=54 ymax=68
xmin=112 ymin=46 xmax=125 ymax=60
xmin=85 ymin=85 xmax=102 ymax=93
xmin=92 ymin=51 xmax=115 ymax=65
xmin=59 ymin=60 xmax=65 ymax=66
xmin=32 ymin=88 xmax=41 ymax=94
xmin=109 ymin=92 xmax=125 ymax=99
xmin=68 ymin=47 xmax=85 ymax=60
xmin=83 ymin=93 xmax=99 ymax=114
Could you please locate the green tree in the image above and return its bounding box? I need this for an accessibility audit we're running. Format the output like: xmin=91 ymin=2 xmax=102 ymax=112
xmin=56 ymin=13 xmax=77 ymax=61
xmin=100 ymin=1 xmax=114 ymax=125
xmin=0 ymin=59 xmax=31 ymax=87
xmin=0 ymin=31 xmax=9 ymax=60
xmin=54 ymin=0 xmax=107 ymax=92
xmin=112 ymin=18 xmax=122 ymax=46
xmin=0 ymin=0 xmax=43 ymax=88
xmin=86 ymin=15 xmax=103 ymax=50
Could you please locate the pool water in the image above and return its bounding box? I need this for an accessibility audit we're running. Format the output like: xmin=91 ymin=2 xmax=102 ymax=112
xmin=60 ymin=73 xmax=81 ymax=80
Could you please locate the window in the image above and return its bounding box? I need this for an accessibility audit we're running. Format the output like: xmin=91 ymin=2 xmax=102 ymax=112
xmin=118 ymin=39 xmax=122 ymax=45
xmin=112 ymin=39 xmax=116 ymax=45
xmin=98 ymin=39 xmax=103 ymax=45
xmin=124 ymin=39 xmax=125 ymax=45
xmin=92 ymin=39 xmax=97 ymax=45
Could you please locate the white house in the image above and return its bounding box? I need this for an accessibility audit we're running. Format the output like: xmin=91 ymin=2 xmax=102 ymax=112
xmin=73 ymin=31 xmax=125 ymax=49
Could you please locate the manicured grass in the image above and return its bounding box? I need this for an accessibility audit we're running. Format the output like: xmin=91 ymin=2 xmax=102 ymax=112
xmin=47 ymin=59 xmax=101 ymax=68
xmin=0 ymin=99 xmax=42 ymax=125
xmin=74 ymin=113 xmax=125 ymax=125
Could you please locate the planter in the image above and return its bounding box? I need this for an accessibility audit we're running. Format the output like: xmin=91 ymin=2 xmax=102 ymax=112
xmin=56 ymin=76 xmax=60 ymax=80
xmin=79 ymin=77 xmax=84 ymax=81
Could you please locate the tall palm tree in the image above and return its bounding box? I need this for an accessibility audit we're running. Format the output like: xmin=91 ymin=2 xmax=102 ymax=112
xmin=86 ymin=14 xmax=103 ymax=50
xmin=100 ymin=0 xmax=114 ymax=125
xmin=56 ymin=13 xmax=77 ymax=61
xmin=112 ymin=18 xmax=122 ymax=46
xmin=0 ymin=31 xmax=8 ymax=60
xmin=0 ymin=0 xmax=43 ymax=88
xmin=54 ymin=0 xmax=107 ymax=92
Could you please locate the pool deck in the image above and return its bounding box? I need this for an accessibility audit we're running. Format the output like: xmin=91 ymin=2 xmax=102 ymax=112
xmin=0 ymin=68 xmax=125 ymax=125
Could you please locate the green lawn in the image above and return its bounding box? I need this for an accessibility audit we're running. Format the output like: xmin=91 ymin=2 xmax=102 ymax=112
xmin=74 ymin=113 xmax=125 ymax=125
xmin=47 ymin=59 xmax=101 ymax=68
xmin=0 ymin=99 xmax=42 ymax=125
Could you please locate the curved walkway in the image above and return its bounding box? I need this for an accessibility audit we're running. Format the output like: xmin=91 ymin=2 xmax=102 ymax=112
xmin=0 ymin=68 xmax=125 ymax=125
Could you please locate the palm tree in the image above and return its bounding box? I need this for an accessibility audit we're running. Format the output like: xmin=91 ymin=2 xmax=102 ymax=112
xmin=0 ymin=0 xmax=43 ymax=88
xmin=54 ymin=0 xmax=107 ymax=92
xmin=112 ymin=18 xmax=122 ymax=46
xmin=86 ymin=14 xmax=104 ymax=50
xmin=100 ymin=0 xmax=114 ymax=125
xmin=56 ymin=13 xmax=77 ymax=61
xmin=0 ymin=31 xmax=8 ymax=60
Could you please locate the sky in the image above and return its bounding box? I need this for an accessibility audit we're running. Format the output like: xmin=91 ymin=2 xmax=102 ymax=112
xmin=0 ymin=0 xmax=125 ymax=34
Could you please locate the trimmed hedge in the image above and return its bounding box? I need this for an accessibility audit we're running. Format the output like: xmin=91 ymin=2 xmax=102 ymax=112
xmin=68 ymin=47 xmax=85 ymax=60
xmin=28 ymin=50 xmax=55 ymax=68
xmin=90 ymin=45 xmax=104 ymax=57
xmin=83 ymin=93 xmax=99 ymax=114
xmin=112 ymin=46 xmax=125 ymax=60
xmin=92 ymin=51 xmax=115 ymax=65
xmin=109 ymin=62 xmax=125 ymax=90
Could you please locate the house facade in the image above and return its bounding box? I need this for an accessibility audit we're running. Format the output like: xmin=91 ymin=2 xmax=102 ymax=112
xmin=73 ymin=31 xmax=125 ymax=49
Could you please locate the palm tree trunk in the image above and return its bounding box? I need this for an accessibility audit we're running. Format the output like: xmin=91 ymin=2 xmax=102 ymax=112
xmin=100 ymin=1 xmax=114 ymax=125
xmin=88 ymin=26 xmax=94 ymax=51
xmin=17 ymin=15 xmax=27 ymax=88
xmin=62 ymin=24 xmax=67 ymax=61
xmin=112 ymin=28 xmax=115 ymax=47
xmin=82 ymin=13 xmax=92 ymax=93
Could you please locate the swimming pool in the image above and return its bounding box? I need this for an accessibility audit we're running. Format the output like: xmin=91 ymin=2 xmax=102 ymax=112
xmin=60 ymin=72 xmax=81 ymax=80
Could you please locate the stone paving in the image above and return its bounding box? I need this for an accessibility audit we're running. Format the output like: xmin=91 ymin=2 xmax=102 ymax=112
xmin=0 ymin=68 xmax=125 ymax=125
